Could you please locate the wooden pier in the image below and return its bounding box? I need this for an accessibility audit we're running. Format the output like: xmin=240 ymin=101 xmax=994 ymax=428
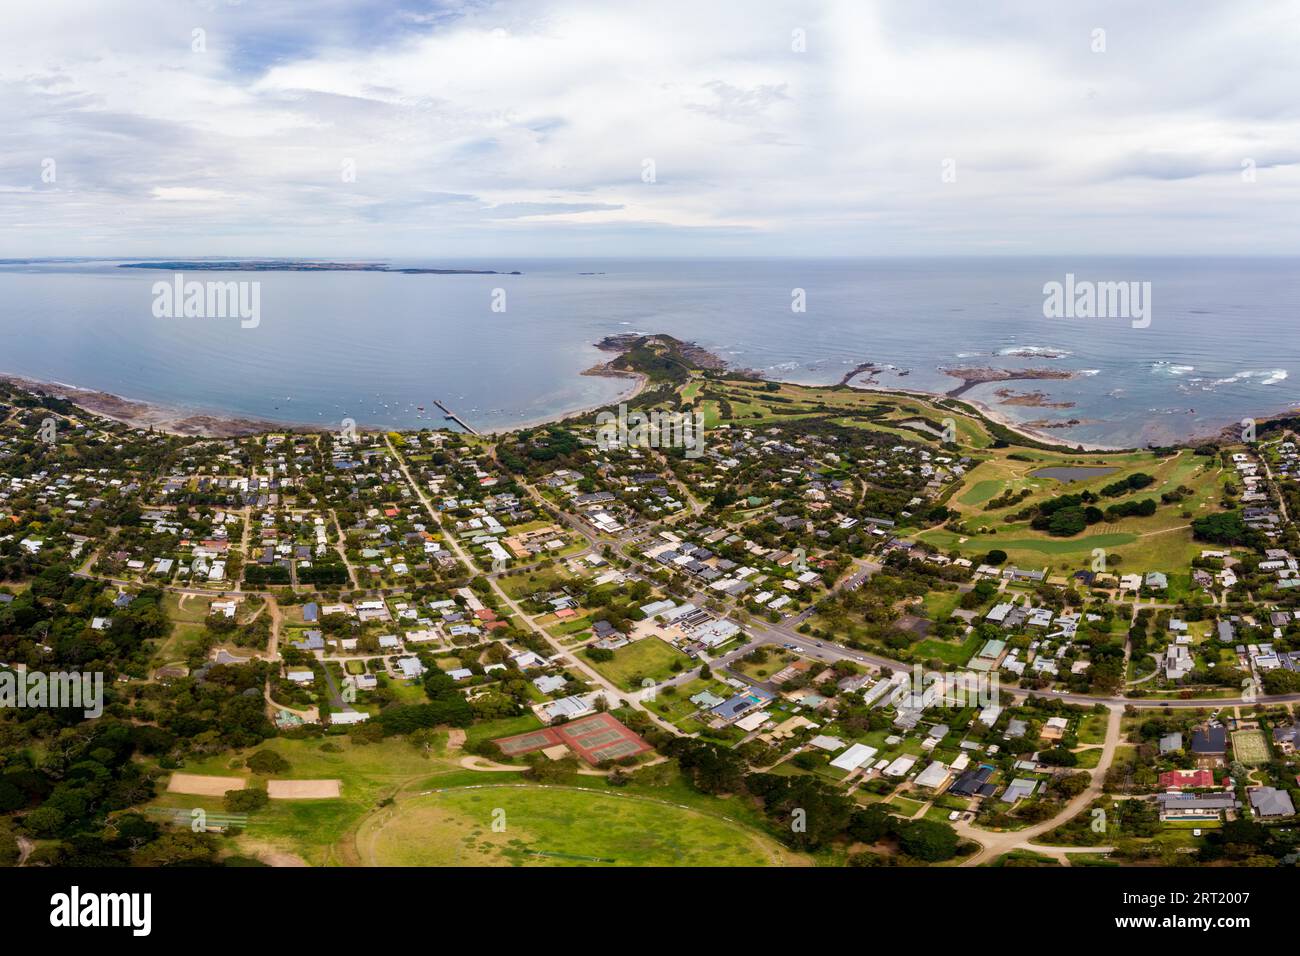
xmin=433 ymin=400 xmax=479 ymax=435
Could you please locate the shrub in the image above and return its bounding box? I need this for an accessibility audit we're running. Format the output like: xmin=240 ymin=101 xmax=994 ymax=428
xmin=246 ymin=750 xmax=291 ymax=775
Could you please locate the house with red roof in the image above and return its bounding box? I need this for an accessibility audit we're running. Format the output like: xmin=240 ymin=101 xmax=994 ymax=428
xmin=1159 ymin=769 xmax=1215 ymax=790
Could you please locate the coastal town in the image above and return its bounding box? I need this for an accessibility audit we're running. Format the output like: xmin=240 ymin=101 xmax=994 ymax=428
xmin=3 ymin=0 xmax=1294 ymax=943
xmin=2 ymin=335 xmax=1300 ymax=869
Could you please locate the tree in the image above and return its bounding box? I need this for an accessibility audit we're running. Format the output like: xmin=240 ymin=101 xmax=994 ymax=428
xmin=223 ymin=788 xmax=270 ymax=812
xmin=246 ymin=749 xmax=291 ymax=775
xmin=896 ymin=818 xmax=959 ymax=862
xmin=22 ymin=805 xmax=66 ymax=837
xmin=133 ymin=831 xmax=219 ymax=867
xmin=662 ymin=739 xmax=746 ymax=795
xmin=1263 ymin=669 xmax=1300 ymax=695
xmin=0 ymin=829 xmax=19 ymax=867
xmin=0 ymin=781 xmax=26 ymax=813
xmin=1051 ymin=772 xmax=1090 ymax=799
xmin=523 ymin=754 xmax=579 ymax=782
xmin=847 ymin=805 xmax=893 ymax=844
xmin=1037 ymin=747 xmax=1079 ymax=767
xmin=113 ymin=813 xmax=160 ymax=850
xmin=1192 ymin=511 xmax=1252 ymax=546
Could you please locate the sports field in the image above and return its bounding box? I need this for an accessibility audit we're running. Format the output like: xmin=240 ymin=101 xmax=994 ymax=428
xmin=167 ymin=773 xmax=247 ymax=796
xmin=268 ymin=779 xmax=342 ymax=799
xmin=1231 ymin=729 xmax=1271 ymax=766
xmin=354 ymin=784 xmax=799 ymax=866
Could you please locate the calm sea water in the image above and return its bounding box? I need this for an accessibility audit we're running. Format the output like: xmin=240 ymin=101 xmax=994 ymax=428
xmin=0 ymin=257 xmax=1296 ymax=447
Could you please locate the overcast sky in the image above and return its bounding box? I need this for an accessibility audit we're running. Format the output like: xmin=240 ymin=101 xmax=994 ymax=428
xmin=3 ymin=0 xmax=1299 ymax=257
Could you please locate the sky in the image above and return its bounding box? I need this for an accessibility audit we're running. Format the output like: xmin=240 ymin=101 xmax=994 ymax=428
xmin=2 ymin=0 xmax=1299 ymax=257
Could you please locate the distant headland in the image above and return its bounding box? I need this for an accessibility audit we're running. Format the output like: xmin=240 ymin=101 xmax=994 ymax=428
xmin=118 ymin=260 xmax=521 ymax=275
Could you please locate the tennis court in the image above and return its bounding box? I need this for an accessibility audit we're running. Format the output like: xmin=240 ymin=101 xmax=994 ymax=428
xmin=496 ymin=729 xmax=558 ymax=757
xmin=494 ymin=712 xmax=652 ymax=765
xmin=1231 ymin=729 xmax=1271 ymax=766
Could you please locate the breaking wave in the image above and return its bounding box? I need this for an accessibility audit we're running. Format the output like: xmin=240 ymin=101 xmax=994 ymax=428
xmin=997 ymin=345 xmax=1071 ymax=358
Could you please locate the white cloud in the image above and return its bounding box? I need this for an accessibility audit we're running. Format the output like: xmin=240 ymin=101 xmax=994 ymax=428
xmin=0 ymin=0 xmax=1297 ymax=256
xmin=151 ymin=186 xmax=237 ymax=202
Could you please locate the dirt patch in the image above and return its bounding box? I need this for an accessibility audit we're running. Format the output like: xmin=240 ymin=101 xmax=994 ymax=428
xmin=235 ymin=841 xmax=310 ymax=867
xmin=268 ymin=779 xmax=341 ymax=799
xmin=167 ymin=773 xmax=247 ymax=796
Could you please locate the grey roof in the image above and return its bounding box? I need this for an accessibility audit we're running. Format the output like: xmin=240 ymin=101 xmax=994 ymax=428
xmin=1191 ymin=726 xmax=1227 ymax=754
xmin=1157 ymin=793 xmax=1239 ymax=810
xmin=1250 ymin=787 xmax=1296 ymax=817
xmin=948 ymin=765 xmax=995 ymax=797
xmin=1273 ymin=724 xmax=1300 ymax=746
xmin=1001 ymin=778 xmax=1037 ymax=804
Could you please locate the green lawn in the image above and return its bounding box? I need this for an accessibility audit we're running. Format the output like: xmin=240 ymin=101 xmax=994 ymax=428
xmin=959 ymin=479 xmax=1011 ymax=506
xmin=913 ymin=630 xmax=983 ymax=665
xmin=465 ymin=714 xmax=545 ymax=750
xmin=353 ymin=784 xmax=797 ymax=866
xmin=919 ymin=529 xmax=1138 ymax=556
xmin=153 ymin=621 xmax=208 ymax=665
xmin=1077 ymin=714 xmax=1108 ymax=745
xmin=1073 ymin=748 xmax=1103 ymax=769
xmin=584 ymin=637 xmax=691 ymax=690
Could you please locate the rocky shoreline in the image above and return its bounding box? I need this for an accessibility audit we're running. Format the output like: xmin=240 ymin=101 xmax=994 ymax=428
xmin=941 ymin=366 xmax=1077 ymax=398
xmin=992 ymin=388 xmax=1077 ymax=409
xmin=593 ymin=333 xmax=732 ymax=371
xmin=0 ymin=375 xmax=332 ymax=438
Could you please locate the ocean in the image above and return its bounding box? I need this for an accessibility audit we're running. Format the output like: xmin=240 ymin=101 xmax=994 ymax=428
xmin=0 ymin=257 xmax=1296 ymax=447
